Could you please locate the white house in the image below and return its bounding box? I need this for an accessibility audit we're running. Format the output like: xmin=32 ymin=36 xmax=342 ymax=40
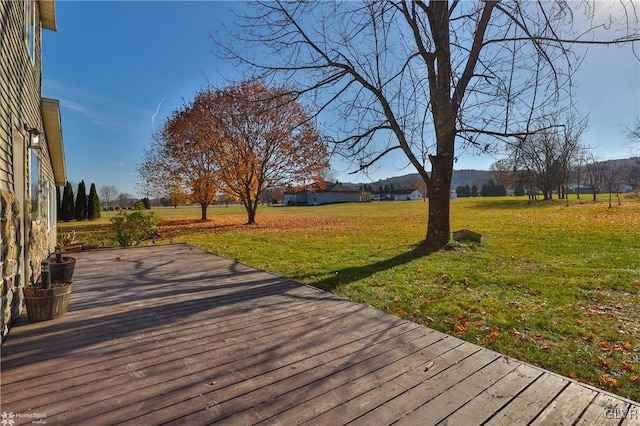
xmin=372 ymin=189 xmax=423 ymax=201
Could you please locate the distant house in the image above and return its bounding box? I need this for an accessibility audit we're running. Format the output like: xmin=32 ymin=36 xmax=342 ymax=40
xmin=283 ymin=182 xmax=364 ymax=206
xmin=1 ymin=0 xmax=66 ymax=339
xmin=372 ymin=189 xmax=423 ymax=201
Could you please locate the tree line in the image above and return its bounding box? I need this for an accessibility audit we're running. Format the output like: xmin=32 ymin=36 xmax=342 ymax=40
xmin=58 ymin=181 xmax=100 ymax=221
xmin=57 ymin=182 xmax=154 ymax=222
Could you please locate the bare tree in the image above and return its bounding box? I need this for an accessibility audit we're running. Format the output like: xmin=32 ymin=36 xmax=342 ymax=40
xmin=220 ymin=1 xmax=640 ymax=251
xmin=569 ymin=146 xmax=590 ymax=202
xmin=602 ymin=163 xmax=624 ymax=207
xmin=99 ymin=184 xmax=119 ymax=209
xmin=117 ymin=193 xmax=133 ymax=209
xmin=501 ymin=115 xmax=586 ymax=200
xmin=585 ymin=153 xmax=606 ymax=202
xmin=625 ymin=117 xmax=640 ymax=192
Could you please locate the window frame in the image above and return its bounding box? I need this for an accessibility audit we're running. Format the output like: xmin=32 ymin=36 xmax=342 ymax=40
xmin=29 ymin=149 xmax=40 ymax=223
xmin=23 ymin=0 xmax=36 ymax=62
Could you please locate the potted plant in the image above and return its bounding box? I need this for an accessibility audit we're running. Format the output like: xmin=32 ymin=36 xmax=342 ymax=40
xmin=23 ymin=260 xmax=73 ymax=322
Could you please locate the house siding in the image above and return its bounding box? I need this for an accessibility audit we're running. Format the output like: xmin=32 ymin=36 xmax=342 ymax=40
xmin=1 ymin=0 xmax=59 ymax=340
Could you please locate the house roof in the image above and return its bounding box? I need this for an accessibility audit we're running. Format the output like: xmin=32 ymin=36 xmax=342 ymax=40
xmin=284 ymin=182 xmax=362 ymax=195
xmin=41 ymin=98 xmax=66 ymax=185
xmin=40 ymin=0 xmax=57 ymax=31
xmin=319 ymin=182 xmax=361 ymax=193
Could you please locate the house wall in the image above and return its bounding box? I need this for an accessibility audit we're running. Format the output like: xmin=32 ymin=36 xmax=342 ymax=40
xmin=1 ymin=0 xmax=58 ymax=339
xmin=314 ymin=192 xmax=361 ymax=205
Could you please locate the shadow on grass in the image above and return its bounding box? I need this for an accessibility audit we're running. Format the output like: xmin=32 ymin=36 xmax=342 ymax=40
xmin=300 ymin=243 xmax=433 ymax=293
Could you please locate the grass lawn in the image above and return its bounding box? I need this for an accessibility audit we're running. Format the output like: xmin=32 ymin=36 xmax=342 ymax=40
xmin=59 ymin=196 xmax=640 ymax=401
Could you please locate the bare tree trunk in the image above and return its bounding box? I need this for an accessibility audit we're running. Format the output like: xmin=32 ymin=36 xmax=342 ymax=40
xmin=245 ymin=205 xmax=256 ymax=224
xmin=200 ymin=203 xmax=208 ymax=221
xmin=424 ymin=151 xmax=454 ymax=251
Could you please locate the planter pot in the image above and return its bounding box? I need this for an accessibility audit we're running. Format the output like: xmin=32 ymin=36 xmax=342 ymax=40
xmin=24 ymin=283 xmax=73 ymax=322
xmin=48 ymin=256 xmax=76 ymax=283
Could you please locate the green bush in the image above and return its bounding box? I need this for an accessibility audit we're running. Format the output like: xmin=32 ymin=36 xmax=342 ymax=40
xmin=110 ymin=210 xmax=160 ymax=247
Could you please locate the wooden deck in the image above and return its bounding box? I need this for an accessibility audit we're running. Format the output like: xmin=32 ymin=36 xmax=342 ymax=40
xmin=1 ymin=244 xmax=639 ymax=425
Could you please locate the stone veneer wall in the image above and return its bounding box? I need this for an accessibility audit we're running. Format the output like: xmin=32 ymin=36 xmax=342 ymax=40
xmin=1 ymin=190 xmax=23 ymax=338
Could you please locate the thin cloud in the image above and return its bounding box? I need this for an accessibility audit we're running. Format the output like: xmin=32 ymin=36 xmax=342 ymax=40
xmin=60 ymin=98 xmax=89 ymax=114
xmin=151 ymin=98 xmax=164 ymax=128
xmin=111 ymin=161 xmax=126 ymax=167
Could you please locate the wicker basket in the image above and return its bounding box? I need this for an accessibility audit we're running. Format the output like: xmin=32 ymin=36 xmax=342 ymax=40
xmin=49 ymin=256 xmax=76 ymax=283
xmin=24 ymin=282 xmax=73 ymax=322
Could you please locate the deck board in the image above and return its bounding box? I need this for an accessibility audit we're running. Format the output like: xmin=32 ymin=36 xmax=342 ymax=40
xmin=1 ymin=244 xmax=639 ymax=425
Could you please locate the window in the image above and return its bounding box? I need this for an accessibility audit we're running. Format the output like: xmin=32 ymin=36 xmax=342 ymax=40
xmin=24 ymin=0 xmax=36 ymax=61
xmin=29 ymin=150 xmax=40 ymax=222
xmin=45 ymin=181 xmax=57 ymax=231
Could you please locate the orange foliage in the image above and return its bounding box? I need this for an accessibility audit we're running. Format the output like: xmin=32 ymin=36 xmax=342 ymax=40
xmin=622 ymin=362 xmax=634 ymax=372
xmin=600 ymin=374 xmax=619 ymax=388
xmin=201 ymin=80 xmax=330 ymax=224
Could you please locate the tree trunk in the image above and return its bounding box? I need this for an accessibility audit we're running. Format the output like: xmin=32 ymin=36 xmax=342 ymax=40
xmin=246 ymin=208 xmax=256 ymax=224
xmin=200 ymin=203 xmax=208 ymax=221
xmin=244 ymin=198 xmax=258 ymax=224
xmin=423 ymin=151 xmax=454 ymax=252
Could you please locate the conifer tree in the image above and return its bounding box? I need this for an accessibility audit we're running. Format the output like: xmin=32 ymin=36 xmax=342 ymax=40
xmin=61 ymin=182 xmax=74 ymax=221
xmin=74 ymin=180 xmax=87 ymax=220
xmin=87 ymin=183 xmax=101 ymax=220
xmin=56 ymin=185 xmax=62 ymax=221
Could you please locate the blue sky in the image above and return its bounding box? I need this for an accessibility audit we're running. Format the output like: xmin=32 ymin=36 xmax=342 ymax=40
xmin=43 ymin=1 xmax=639 ymax=197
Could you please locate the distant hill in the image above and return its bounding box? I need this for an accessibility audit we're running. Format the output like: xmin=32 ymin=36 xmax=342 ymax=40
xmin=353 ymin=157 xmax=639 ymax=191
xmin=358 ymin=169 xmax=491 ymax=190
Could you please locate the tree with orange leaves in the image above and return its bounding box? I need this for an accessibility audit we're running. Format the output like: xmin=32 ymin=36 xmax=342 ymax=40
xmin=138 ymin=94 xmax=220 ymax=220
xmin=138 ymin=80 xmax=329 ymax=223
xmin=201 ymin=80 xmax=329 ymax=224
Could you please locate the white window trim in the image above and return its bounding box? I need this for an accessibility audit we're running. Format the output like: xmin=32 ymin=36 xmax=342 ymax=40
xmin=24 ymin=0 xmax=36 ymax=62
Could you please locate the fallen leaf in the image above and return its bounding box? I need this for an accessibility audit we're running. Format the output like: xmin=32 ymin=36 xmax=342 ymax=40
xmin=624 ymin=342 xmax=632 ymax=350
xmin=622 ymin=362 xmax=634 ymax=372
xmin=630 ymin=375 xmax=639 ymax=382
xmin=115 ymin=257 xmax=122 ymax=261
xmin=598 ymin=341 xmax=610 ymax=350
xmin=457 ymin=314 xmax=469 ymax=326
xmin=454 ymin=324 xmax=466 ymax=334
xmin=599 ymin=358 xmax=609 ymax=368
xmin=600 ymin=374 xmax=618 ymax=387
xmin=424 ymin=361 xmax=436 ymax=372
